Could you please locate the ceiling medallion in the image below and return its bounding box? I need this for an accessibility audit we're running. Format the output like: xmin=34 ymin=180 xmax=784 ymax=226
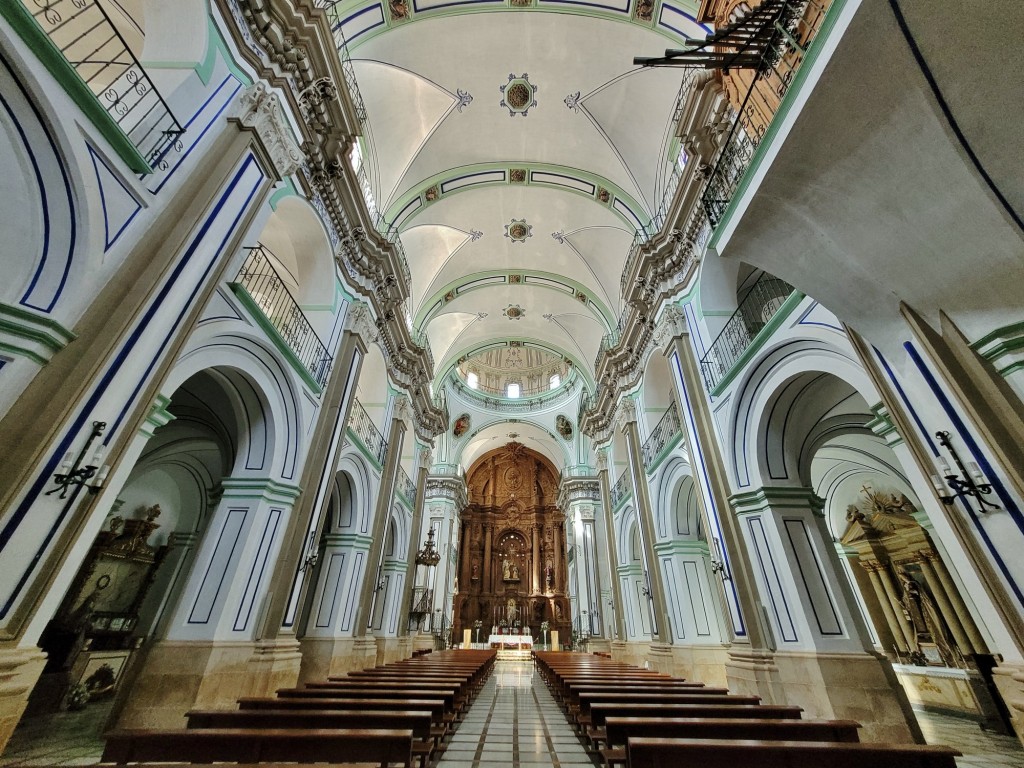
xmin=500 ymin=73 xmax=537 ymax=117
xmin=505 ymin=218 xmax=532 ymax=243
xmin=503 ymin=304 xmax=525 ymax=321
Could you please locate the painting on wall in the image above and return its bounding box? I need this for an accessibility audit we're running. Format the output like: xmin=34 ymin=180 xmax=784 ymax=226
xmin=453 ymin=413 xmax=471 ymax=438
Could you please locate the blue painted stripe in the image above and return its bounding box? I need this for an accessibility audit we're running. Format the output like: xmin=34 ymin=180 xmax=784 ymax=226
xmin=875 ymin=345 xmax=938 ymax=455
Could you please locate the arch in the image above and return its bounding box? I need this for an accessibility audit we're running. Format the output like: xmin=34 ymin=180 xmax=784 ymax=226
xmin=641 ymin=350 xmax=675 ymax=435
xmin=336 ymin=453 xmax=374 ymax=534
xmin=354 ymin=341 xmax=389 ymax=432
xmin=330 ymin=470 xmax=357 ymax=532
xmin=728 ymin=338 xmax=879 ymax=489
xmin=169 ymin=335 xmax=307 ymax=480
xmin=651 ymin=456 xmax=700 ymax=543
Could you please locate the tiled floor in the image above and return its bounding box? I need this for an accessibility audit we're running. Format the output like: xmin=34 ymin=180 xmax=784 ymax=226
xmin=1 ymin=661 xmax=1023 ymax=767
xmin=437 ymin=660 xmax=595 ymax=768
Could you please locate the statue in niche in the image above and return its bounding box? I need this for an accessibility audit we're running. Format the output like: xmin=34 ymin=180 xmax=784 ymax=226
xmin=511 ymin=564 xmax=520 ymax=580
xmin=898 ymin=567 xmax=954 ymax=665
xmin=546 ymin=561 xmax=554 ymax=590
xmin=502 ymin=558 xmax=511 ymax=580
xmin=554 ymin=602 xmax=563 ymax=622
xmin=471 ymin=560 xmax=480 ymax=581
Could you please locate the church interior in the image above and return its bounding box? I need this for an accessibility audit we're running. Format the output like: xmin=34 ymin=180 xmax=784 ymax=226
xmin=1 ymin=0 xmax=1024 ymax=765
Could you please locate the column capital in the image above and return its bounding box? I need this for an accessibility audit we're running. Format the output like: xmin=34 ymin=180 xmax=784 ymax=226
xmin=418 ymin=446 xmax=433 ymax=468
xmin=220 ymin=476 xmax=302 ymax=505
xmin=392 ymin=393 xmax=412 ymax=424
xmin=616 ymin=397 xmax=639 ymax=430
xmin=729 ymin=486 xmax=825 ymax=517
xmin=345 ymin=300 xmax=377 ymax=345
xmin=653 ymin=304 xmax=687 ymax=348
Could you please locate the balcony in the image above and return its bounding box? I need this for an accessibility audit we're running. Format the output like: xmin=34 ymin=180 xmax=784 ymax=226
xmin=610 ymin=468 xmax=632 ymax=510
xmin=347 ymin=398 xmax=388 ymax=467
xmin=699 ymin=0 xmax=832 ymax=227
xmin=641 ymin=400 xmax=682 ymax=472
xmin=397 ymin=466 xmax=417 ymax=507
xmin=698 ymin=273 xmax=799 ymax=393
xmin=231 ymin=245 xmax=333 ymax=391
xmin=4 ymin=0 xmax=184 ymax=174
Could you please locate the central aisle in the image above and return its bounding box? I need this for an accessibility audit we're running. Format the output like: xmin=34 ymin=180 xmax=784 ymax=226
xmin=437 ymin=659 xmax=595 ymax=768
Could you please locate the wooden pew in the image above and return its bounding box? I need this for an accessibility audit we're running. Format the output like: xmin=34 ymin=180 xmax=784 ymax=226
xmin=102 ymin=727 xmax=414 ymax=767
xmin=626 ymin=737 xmax=961 ymax=768
xmin=575 ymin=692 xmax=762 ymax=731
xmin=586 ymin=702 xmax=804 ymax=750
xmin=237 ymin=696 xmax=451 ymax=741
xmin=187 ymin=710 xmax=436 ymax=767
xmin=599 ymin=718 xmax=860 ymax=768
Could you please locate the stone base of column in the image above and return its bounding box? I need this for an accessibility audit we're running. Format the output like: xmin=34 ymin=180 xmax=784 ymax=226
xmin=375 ymin=636 xmax=411 ymax=667
xmin=647 ymin=642 xmax=674 ymax=674
xmin=585 ymin=638 xmax=612 ymax=654
xmin=0 ymin=646 xmax=47 ymax=755
xmin=729 ymin=649 xmax=921 ymax=744
xmin=669 ymin=643 xmax=731 ymax=687
xmin=115 ymin=639 xmax=301 ymax=729
xmin=991 ymin=662 xmax=1024 ymax=747
xmin=297 ymin=636 xmax=377 ymax=682
xmin=611 ymin=641 xmax=650 ymax=668
xmin=412 ymin=633 xmax=435 ymax=653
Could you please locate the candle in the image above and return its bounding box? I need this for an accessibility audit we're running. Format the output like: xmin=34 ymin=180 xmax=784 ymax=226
xmin=937 ymin=457 xmax=951 ymax=475
xmin=967 ymin=462 xmax=985 ymax=483
xmin=58 ymin=451 xmax=74 ymax=472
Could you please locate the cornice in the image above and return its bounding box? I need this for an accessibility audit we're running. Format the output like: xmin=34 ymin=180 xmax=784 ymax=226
xmin=220 ymin=0 xmax=446 ymax=438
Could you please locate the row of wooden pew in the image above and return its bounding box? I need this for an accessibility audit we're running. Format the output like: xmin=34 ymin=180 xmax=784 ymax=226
xmin=101 ymin=649 xmax=496 ymax=767
xmin=535 ymin=651 xmax=961 ymax=768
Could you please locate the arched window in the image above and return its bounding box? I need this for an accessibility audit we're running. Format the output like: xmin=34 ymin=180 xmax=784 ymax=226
xmin=467 ymin=371 xmax=479 ymax=389
xmin=549 ymin=373 xmax=561 ymax=390
xmin=507 ymin=382 xmax=521 ymax=399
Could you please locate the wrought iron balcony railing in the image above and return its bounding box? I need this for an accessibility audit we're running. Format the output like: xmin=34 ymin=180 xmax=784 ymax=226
xmin=313 ymin=0 xmax=367 ymax=124
xmin=19 ymin=0 xmax=184 ymax=171
xmin=610 ymin=468 xmax=631 ymax=509
xmin=700 ymin=0 xmax=831 ymax=226
xmin=235 ymin=245 xmax=333 ymax=389
xmin=699 ymin=273 xmax=796 ymax=392
xmin=595 ymin=309 xmax=629 ymax=370
xmin=348 ymin=398 xmax=388 ymax=465
xmin=641 ymin=400 xmax=682 ymax=470
xmin=398 ymin=466 xmax=417 ymax=505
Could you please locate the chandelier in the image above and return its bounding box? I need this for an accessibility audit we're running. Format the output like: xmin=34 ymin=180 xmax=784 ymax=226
xmin=415 ymin=527 xmax=442 ymax=567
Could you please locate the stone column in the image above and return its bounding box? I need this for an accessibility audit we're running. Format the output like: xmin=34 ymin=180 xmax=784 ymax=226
xmin=596 ymin=449 xmax=627 ymax=641
xmin=482 ymin=522 xmax=493 ymax=595
xmin=618 ymin=399 xmax=672 ymax=644
xmin=264 ymin=321 xmax=368 ymax=637
xmin=398 ymin=448 xmax=432 ymax=635
xmin=876 ymin=565 xmax=917 ymax=650
xmin=552 ymin=520 xmax=564 ymax=592
xmin=460 ymin=520 xmax=472 ymax=587
xmin=916 ymin=553 xmax=972 ymax=654
xmin=863 ymin=561 xmax=910 ymax=653
xmin=532 ymin=523 xmax=542 ymax=595
xmin=353 ymin=397 xmax=408 ymax=639
xmin=926 ymin=551 xmax=987 ymax=652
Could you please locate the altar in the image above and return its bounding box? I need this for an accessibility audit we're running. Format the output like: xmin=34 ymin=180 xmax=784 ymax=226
xmin=488 ymin=633 xmax=534 ymax=649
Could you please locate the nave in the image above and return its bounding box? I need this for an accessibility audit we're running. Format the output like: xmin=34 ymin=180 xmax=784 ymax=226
xmin=2 ymin=652 xmax=1022 ymax=768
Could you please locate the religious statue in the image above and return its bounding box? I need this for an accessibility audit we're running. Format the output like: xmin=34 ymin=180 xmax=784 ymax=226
xmin=506 ymin=598 xmax=518 ymax=623
xmin=554 ymin=602 xmax=563 ymax=621
xmin=545 ymin=561 xmax=554 ymax=590
xmin=471 ymin=561 xmax=479 ymax=580
xmin=502 ymin=558 xmax=511 ymax=580
xmin=511 ymin=564 xmax=520 ymax=580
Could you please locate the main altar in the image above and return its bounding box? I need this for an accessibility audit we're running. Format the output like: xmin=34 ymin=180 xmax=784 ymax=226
xmin=452 ymin=441 xmax=571 ymax=646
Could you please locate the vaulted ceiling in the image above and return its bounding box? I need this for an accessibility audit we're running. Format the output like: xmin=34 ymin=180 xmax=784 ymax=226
xmin=339 ymin=0 xmax=707 ymax=393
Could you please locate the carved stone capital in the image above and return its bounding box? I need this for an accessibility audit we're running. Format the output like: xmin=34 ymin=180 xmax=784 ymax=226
xmin=616 ymin=398 xmax=639 ymax=430
xmin=233 ymin=83 xmax=304 ymax=178
xmin=653 ymin=304 xmax=686 ymax=346
xmin=419 ymin=447 xmax=433 ymax=469
xmin=345 ymin=301 xmax=377 ymax=344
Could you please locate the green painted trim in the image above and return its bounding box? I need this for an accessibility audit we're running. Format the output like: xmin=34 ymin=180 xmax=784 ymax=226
xmin=617 ymin=563 xmax=643 ymax=577
xmin=345 ymin=426 xmax=385 ymax=471
xmin=342 ymin=0 xmax=698 ymax=54
xmin=708 ymin=0 xmax=851 ymax=253
xmin=269 ymin=179 xmax=300 ymax=210
xmin=970 ymin=321 xmax=1024 ymax=351
xmin=0 ymin=2 xmax=153 ymax=174
xmin=323 ymin=532 xmax=374 ymax=549
xmin=709 ymin=291 xmax=805 ymax=397
xmin=416 ymin=268 xmax=615 ymax=330
xmin=654 ymin=540 xmax=710 ymax=557
xmin=730 ymin=485 xmax=823 ymax=516
xmin=644 ymin=431 xmax=682 ymax=477
xmin=385 ymin=160 xmax=650 ymax=233
xmin=0 ymin=302 xmax=77 ymax=365
xmin=221 ymin=476 xmax=303 ymax=504
xmin=229 ymin=283 xmax=326 ymax=394
xmin=140 ymin=393 xmax=176 ymax=438
xmin=202 ymin=14 xmax=253 ymax=86
xmin=971 ymin=322 xmax=1024 ymax=379
xmin=612 ymin=488 xmax=633 ymax=513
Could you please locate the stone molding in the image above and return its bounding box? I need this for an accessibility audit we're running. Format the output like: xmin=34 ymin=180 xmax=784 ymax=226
xmin=232 ymin=83 xmax=304 ymax=179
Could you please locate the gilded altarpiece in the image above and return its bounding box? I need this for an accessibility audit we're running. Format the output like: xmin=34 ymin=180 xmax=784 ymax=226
xmin=453 ymin=443 xmax=571 ymax=643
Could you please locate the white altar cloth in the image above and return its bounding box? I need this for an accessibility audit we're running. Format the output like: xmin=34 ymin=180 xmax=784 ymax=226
xmin=488 ymin=634 xmax=534 ymax=648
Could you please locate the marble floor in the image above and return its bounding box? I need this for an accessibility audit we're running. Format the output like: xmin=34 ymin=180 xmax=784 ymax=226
xmin=0 ymin=659 xmax=1022 ymax=767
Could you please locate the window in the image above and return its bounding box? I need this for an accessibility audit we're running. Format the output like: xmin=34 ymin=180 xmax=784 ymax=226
xmin=507 ymin=382 xmax=521 ymax=399
xmin=466 ymin=371 xmax=479 ymax=389
xmin=549 ymin=373 xmax=561 ymax=390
